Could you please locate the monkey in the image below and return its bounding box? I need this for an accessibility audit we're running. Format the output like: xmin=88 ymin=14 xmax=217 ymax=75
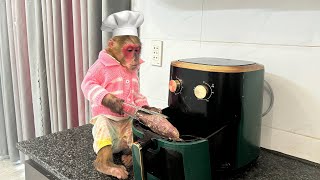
xmin=81 ymin=35 xmax=161 ymax=179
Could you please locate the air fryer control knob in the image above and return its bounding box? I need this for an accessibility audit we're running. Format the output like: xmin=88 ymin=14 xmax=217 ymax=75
xmin=169 ymin=80 xmax=182 ymax=93
xmin=194 ymin=85 xmax=210 ymax=99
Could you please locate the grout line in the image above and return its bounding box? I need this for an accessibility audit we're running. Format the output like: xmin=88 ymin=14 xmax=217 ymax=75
xmin=141 ymin=38 xmax=320 ymax=48
xmin=262 ymin=124 xmax=320 ymax=141
xmin=141 ymin=37 xmax=200 ymax=43
xmin=200 ymin=40 xmax=320 ymax=47
xmin=200 ymin=0 xmax=205 ymax=48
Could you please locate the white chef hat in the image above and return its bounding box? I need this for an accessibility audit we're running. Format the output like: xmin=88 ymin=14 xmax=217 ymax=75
xmin=101 ymin=10 xmax=144 ymax=37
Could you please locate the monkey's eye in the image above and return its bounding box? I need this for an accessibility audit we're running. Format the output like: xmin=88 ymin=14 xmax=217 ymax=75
xmin=135 ymin=47 xmax=141 ymax=52
xmin=127 ymin=48 xmax=133 ymax=52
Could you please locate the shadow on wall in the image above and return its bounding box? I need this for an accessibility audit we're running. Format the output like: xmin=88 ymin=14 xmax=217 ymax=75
xmin=159 ymin=0 xmax=320 ymax=11
xmin=261 ymin=73 xmax=275 ymax=141
xmin=261 ymin=72 xmax=320 ymax=146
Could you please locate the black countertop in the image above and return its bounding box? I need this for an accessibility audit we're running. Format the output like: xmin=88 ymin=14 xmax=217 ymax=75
xmin=17 ymin=124 xmax=320 ymax=180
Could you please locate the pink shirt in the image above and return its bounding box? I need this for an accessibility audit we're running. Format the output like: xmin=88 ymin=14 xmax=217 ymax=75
xmin=81 ymin=50 xmax=148 ymax=120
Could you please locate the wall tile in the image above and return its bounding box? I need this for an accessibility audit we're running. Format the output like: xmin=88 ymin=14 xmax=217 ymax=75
xmin=202 ymin=0 xmax=320 ymax=46
xmin=255 ymin=11 xmax=320 ymax=46
xmin=200 ymin=41 xmax=260 ymax=60
xmin=261 ymin=125 xmax=320 ymax=164
xmin=135 ymin=0 xmax=203 ymax=41
xmin=202 ymin=7 xmax=268 ymax=43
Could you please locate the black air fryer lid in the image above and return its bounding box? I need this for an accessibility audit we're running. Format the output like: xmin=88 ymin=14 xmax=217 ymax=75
xmin=172 ymin=57 xmax=264 ymax=73
xmin=179 ymin=57 xmax=255 ymax=66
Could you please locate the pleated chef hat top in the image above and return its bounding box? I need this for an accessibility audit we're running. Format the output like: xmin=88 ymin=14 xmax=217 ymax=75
xmin=101 ymin=10 xmax=144 ymax=37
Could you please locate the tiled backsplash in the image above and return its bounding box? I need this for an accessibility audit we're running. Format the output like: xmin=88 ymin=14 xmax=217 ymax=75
xmin=133 ymin=0 xmax=320 ymax=163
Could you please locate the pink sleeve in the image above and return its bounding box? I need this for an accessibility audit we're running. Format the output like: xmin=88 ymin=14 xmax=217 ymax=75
xmin=81 ymin=63 xmax=109 ymax=106
xmin=134 ymin=93 xmax=149 ymax=107
xmin=133 ymin=74 xmax=149 ymax=107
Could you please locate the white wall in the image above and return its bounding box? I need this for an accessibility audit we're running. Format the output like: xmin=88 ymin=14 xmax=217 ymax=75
xmin=132 ymin=0 xmax=320 ymax=163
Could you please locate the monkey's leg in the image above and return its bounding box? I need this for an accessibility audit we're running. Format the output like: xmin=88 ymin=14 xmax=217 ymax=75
xmin=94 ymin=146 xmax=129 ymax=179
xmin=118 ymin=119 xmax=133 ymax=167
xmin=92 ymin=116 xmax=129 ymax=179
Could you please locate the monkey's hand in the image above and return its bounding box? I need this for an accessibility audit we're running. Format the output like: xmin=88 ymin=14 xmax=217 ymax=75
xmin=102 ymin=94 xmax=124 ymax=115
xmin=142 ymin=105 xmax=162 ymax=114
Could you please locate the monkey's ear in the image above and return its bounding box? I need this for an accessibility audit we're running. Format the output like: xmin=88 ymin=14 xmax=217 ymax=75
xmin=108 ymin=39 xmax=115 ymax=48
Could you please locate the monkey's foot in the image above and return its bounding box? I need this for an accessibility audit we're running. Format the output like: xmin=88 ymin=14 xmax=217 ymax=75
xmin=94 ymin=160 xmax=129 ymax=179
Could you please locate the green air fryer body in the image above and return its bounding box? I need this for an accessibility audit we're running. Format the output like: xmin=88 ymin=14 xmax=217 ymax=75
xmin=132 ymin=58 xmax=264 ymax=180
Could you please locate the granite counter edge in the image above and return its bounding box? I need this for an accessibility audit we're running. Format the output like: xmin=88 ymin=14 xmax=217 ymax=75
xmin=17 ymin=141 xmax=70 ymax=180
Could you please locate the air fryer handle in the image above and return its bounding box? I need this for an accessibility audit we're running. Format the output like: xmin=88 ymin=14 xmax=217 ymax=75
xmin=132 ymin=137 xmax=156 ymax=180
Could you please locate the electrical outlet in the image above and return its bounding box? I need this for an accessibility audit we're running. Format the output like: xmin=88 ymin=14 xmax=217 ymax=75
xmin=151 ymin=40 xmax=163 ymax=66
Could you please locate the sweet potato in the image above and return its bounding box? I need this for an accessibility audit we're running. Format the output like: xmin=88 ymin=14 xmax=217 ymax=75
xmin=136 ymin=112 xmax=180 ymax=139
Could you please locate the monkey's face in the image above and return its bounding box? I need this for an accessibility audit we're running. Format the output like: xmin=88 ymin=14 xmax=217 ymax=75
xmin=120 ymin=43 xmax=141 ymax=71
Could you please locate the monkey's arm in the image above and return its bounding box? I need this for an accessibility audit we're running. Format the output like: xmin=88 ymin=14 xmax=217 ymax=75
xmin=82 ymin=63 xmax=125 ymax=114
xmin=81 ymin=64 xmax=109 ymax=107
xmin=102 ymin=94 xmax=124 ymax=114
xmin=133 ymin=92 xmax=148 ymax=107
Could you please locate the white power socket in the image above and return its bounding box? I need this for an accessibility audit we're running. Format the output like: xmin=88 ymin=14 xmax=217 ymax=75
xmin=151 ymin=40 xmax=163 ymax=66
